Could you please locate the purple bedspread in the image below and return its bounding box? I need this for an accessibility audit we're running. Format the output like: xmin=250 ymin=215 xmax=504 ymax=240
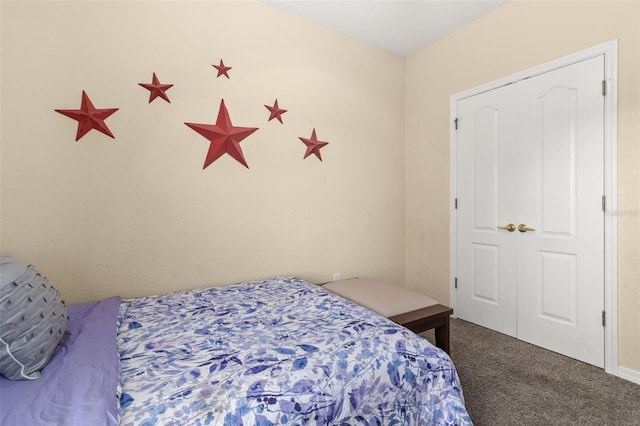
xmin=0 ymin=296 xmax=121 ymax=426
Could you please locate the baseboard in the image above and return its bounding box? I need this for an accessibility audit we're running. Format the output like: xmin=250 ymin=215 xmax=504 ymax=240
xmin=617 ymin=366 xmax=640 ymax=385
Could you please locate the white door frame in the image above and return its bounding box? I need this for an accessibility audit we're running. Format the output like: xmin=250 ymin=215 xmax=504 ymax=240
xmin=449 ymin=40 xmax=618 ymax=376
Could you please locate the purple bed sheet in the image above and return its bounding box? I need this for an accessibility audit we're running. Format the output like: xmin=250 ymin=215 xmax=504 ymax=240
xmin=0 ymin=296 xmax=121 ymax=426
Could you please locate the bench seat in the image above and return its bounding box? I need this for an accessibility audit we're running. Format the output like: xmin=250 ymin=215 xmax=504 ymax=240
xmin=323 ymin=277 xmax=453 ymax=353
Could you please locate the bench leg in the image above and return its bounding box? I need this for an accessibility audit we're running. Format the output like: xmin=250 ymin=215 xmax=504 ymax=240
xmin=434 ymin=316 xmax=450 ymax=354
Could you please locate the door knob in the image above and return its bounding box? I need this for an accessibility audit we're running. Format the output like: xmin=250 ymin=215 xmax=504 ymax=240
xmin=497 ymin=224 xmax=516 ymax=232
xmin=518 ymin=224 xmax=536 ymax=233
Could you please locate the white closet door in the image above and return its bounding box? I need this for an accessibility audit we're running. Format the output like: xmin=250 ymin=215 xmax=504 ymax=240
xmin=516 ymin=56 xmax=605 ymax=367
xmin=455 ymin=83 xmax=519 ymax=337
xmin=455 ymin=55 xmax=605 ymax=367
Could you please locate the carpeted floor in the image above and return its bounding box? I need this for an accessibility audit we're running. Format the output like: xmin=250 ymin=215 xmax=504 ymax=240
xmin=421 ymin=319 xmax=640 ymax=426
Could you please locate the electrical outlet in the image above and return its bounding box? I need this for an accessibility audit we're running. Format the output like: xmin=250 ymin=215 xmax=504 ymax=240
xmin=332 ymin=272 xmax=341 ymax=281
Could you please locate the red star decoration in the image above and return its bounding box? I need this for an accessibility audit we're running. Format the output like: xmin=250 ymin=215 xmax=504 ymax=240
xmin=185 ymin=99 xmax=259 ymax=169
xmin=212 ymin=59 xmax=232 ymax=79
xmin=55 ymin=91 xmax=119 ymax=141
xmin=264 ymin=99 xmax=288 ymax=124
xmin=299 ymin=128 xmax=329 ymax=161
xmin=138 ymin=72 xmax=173 ymax=103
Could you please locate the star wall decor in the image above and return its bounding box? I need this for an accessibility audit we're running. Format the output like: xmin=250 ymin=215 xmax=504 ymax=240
xmin=55 ymin=91 xmax=119 ymax=141
xmin=213 ymin=59 xmax=232 ymax=79
xmin=299 ymin=128 xmax=329 ymax=161
xmin=138 ymin=72 xmax=173 ymax=103
xmin=264 ymin=99 xmax=287 ymax=124
xmin=185 ymin=99 xmax=259 ymax=169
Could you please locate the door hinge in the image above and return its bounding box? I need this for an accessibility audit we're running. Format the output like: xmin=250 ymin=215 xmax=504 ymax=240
xmin=602 ymin=80 xmax=606 ymax=96
xmin=602 ymin=310 xmax=606 ymax=327
xmin=602 ymin=195 xmax=606 ymax=211
xmin=454 ymin=277 xmax=458 ymax=289
xmin=454 ymin=118 xmax=459 ymax=130
xmin=455 ymin=198 xmax=458 ymax=209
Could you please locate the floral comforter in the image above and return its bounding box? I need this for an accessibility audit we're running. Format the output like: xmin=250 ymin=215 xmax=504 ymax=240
xmin=117 ymin=277 xmax=472 ymax=425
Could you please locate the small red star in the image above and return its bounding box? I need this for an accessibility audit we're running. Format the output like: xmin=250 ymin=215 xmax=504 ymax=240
xmin=55 ymin=91 xmax=118 ymax=141
xmin=185 ymin=99 xmax=259 ymax=169
xmin=264 ymin=99 xmax=288 ymax=124
xmin=212 ymin=59 xmax=232 ymax=79
xmin=138 ymin=72 xmax=173 ymax=103
xmin=299 ymin=128 xmax=329 ymax=161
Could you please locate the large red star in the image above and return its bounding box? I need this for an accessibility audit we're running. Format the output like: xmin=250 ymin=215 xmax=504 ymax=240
xmin=138 ymin=72 xmax=173 ymax=103
xmin=264 ymin=99 xmax=287 ymax=124
xmin=185 ymin=99 xmax=259 ymax=169
xmin=55 ymin=91 xmax=119 ymax=141
xmin=212 ymin=59 xmax=232 ymax=79
xmin=299 ymin=128 xmax=329 ymax=161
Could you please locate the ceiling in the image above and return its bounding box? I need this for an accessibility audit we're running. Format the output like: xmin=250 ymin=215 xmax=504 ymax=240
xmin=263 ymin=0 xmax=508 ymax=56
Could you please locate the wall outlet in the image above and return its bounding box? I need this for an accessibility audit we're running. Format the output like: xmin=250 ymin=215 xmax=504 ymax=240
xmin=332 ymin=272 xmax=341 ymax=281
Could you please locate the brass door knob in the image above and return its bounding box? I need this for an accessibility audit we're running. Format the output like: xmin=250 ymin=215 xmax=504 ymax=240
xmin=518 ymin=224 xmax=536 ymax=233
xmin=497 ymin=224 xmax=516 ymax=232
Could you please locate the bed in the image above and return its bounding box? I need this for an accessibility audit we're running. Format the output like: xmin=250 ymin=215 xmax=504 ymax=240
xmin=1 ymin=274 xmax=471 ymax=425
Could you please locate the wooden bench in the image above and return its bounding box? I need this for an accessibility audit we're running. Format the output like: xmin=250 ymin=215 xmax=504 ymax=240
xmin=323 ymin=278 xmax=453 ymax=354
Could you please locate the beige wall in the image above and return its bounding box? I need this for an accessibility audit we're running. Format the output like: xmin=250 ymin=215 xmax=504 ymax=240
xmin=0 ymin=1 xmax=406 ymax=302
xmin=405 ymin=0 xmax=639 ymax=371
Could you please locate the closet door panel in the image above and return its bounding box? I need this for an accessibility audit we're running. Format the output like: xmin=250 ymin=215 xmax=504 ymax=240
xmin=516 ymin=56 xmax=605 ymax=367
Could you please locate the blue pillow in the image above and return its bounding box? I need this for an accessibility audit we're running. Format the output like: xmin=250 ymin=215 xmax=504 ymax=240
xmin=0 ymin=257 xmax=68 ymax=380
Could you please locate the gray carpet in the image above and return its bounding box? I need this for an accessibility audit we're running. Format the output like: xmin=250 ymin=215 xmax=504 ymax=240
xmin=421 ymin=319 xmax=640 ymax=426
